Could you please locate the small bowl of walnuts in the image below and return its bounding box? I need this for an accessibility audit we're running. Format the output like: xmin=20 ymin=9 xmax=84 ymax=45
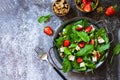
xmin=74 ymin=0 xmax=99 ymax=13
xmin=52 ymin=0 xmax=70 ymax=16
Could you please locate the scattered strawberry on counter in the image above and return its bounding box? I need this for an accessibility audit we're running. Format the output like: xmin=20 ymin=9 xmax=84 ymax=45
xmin=105 ymin=5 xmax=117 ymax=16
xmin=44 ymin=26 xmax=53 ymax=36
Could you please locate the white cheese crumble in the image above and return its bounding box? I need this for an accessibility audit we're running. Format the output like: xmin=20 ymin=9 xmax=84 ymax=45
xmin=60 ymin=47 xmax=64 ymax=52
xmin=80 ymin=62 xmax=85 ymax=67
xmin=98 ymin=36 xmax=105 ymax=43
xmin=68 ymin=55 xmax=75 ymax=61
xmin=92 ymin=56 xmax=97 ymax=62
xmin=77 ymin=25 xmax=83 ymax=28
xmin=75 ymin=45 xmax=80 ymax=51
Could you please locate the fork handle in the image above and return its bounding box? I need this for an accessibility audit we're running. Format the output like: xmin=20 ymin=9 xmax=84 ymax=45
xmin=53 ymin=67 xmax=67 ymax=80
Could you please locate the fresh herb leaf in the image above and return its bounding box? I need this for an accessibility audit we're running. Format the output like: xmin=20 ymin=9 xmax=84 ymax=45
xmin=38 ymin=14 xmax=51 ymax=23
xmin=74 ymin=19 xmax=88 ymax=27
xmin=55 ymin=37 xmax=64 ymax=48
xmin=64 ymin=47 xmax=72 ymax=55
xmin=85 ymin=63 xmax=96 ymax=69
xmin=63 ymin=25 xmax=72 ymax=35
xmin=97 ymin=43 xmax=110 ymax=53
xmin=62 ymin=57 xmax=72 ymax=73
xmin=113 ymin=43 xmax=120 ymax=55
xmin=76 ymin=45 xmax=94 ymax=57
xmin=77 ymin=31 xmax=90 ymax=42
xmin=95 ymin=28 xmax=105 ymax=38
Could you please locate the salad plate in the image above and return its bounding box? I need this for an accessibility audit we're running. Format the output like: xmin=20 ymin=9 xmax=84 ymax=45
xmin=48 ymin=17 xmax=113 ymax=73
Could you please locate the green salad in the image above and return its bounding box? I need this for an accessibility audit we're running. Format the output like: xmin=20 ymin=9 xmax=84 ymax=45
xmin=55 ymin=19 xmax=110 ymax=73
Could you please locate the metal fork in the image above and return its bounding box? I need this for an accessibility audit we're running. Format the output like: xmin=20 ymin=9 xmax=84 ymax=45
xmin=34 ymin=47 xmax=67 ymax=80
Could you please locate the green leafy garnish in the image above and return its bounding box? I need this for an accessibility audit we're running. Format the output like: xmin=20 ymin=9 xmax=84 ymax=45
xmin=38 ymin=14 xmax=51 ymax=23
xmin=97 ymin=43 xmax=110 ymax=53
xmin=64 ymin=47 xmax=72 ymax=55
xmin=113 ymin=43 xmax=120 ymax=55
xmin=55 ymin=37 xmax=64 ymax=48
xmin=62 ymin=57 xmax=72 ymax=73
xmin=77 ymin=31 xmax=90 ymax=42
xmin=76 ymin=45 xmax=94 ymax=57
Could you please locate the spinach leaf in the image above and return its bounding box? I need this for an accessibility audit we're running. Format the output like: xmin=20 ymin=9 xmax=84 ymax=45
xmin=72 ymin=60 xmax=80 ymax=69
xmin=38 ymin=14 xmax=51 ymax=23
xmin=64 ymin=47 xmax=72 ymax=55
xmin=113 ymin=43 xmax=120 ymax=55
xmin=77 ymin=31 xmax=90 ymax=42
xmin=76 ymin=45 xmax=94 ymax=57
xmin=69 ymin=44 xmax=77 ymax=48
xmin=62 ymin=57 xmax=72 ymax=73
xmin=97 ymin=43 xmax=110 ymax=53
xmin=70 ymin=33 xmax=82 ymax=42
xmin=102 ymin=34 xmax=109 ymax=44
xmin=55 ymin=37 xmax=64 ymax=48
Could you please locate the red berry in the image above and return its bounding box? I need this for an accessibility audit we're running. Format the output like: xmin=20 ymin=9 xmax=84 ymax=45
xmin=85 ymin=26 xmax=92 ymax=32
xmin=90 ymin=39 xmax=95 ymax=45
xmin=44 ymin=26 xmax=53 ymax=36
xmin=83 ymin=3 xmax=92 ymax=12
xmin=78 ymin=41 xmax=85 ymax=48
xmin=75 ymin=27 xmax=83 ymax=31
xmin=76 ymin=57 xmax=83 ymax=63
xmin=63 ymin=40 xmax=70 ymax=47
xmin=105 ymin=5 xmax=117 ymax=16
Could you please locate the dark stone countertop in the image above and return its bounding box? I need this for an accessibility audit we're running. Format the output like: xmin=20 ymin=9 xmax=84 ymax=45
xmin=0 ymin=0 xmax=120 ymax=80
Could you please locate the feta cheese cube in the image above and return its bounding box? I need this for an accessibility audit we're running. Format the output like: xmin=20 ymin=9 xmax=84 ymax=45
xmin=60 ymin=47 xmax=64 ymax=52
xmin=92 ymin=56 xmax=97 ymax=62
xmin=68 ymin=55 xmax=75 ymax=61
xmin=98 ymin=36 xmax=105 ymax=43
xmin=75 ymin=45 xmax=80 ymax=51
xmin=80 ymin=62 xmax=85 ymax=67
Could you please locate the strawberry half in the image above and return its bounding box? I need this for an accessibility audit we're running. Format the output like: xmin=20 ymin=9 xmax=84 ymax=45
xmin=44 ymin=26 xmax=53 ymax=36
xmin=76 ymin=57 xmax=83 ymax=63
xmin=78 ymin=41 xmax=85 ymax=48
xmin=75 ymin=27 xmax=83 ymax=31
xmin=105 ymin=5 xmax=117 ymax=16
xmin=63 ymin=40 xmax=70 ymax=47
xmin=83 ymin=3 xmax=92 ymax=12
xmin=85 ymin=26 xmax=92 ymax=32
xmin=90 ymin=39 xmax=95 ymax=45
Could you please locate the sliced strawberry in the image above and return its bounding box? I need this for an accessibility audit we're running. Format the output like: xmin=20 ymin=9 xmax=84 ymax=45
xmin=90 ymin=39 xmax=95 ymax=45
xmin=75 ymin=27 xmax=83 ymax=31
xmin=78 ymin=41 xmax=85 ymax=48
xmin=105 ymin=5 xmax=117 ymax=16
xmin=85 ymin=26 xmax=92 ymax=32
xmin=96 ymin=52 xmax=101 ymax=60
xmin=82 ymin=0 xmax=87 ymax=4
xmin=63 ymin=40 xmax=70 ymax=47
xmin=76 ymin=57 xmax=83 ymax=63
xmin=44 ymin=26 xmax=53 ymax=36
xmin=83 ymin=3 xmax=92 ymax=12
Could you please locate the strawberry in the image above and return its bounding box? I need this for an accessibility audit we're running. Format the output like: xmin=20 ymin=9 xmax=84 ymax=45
xmin=78 ymin=41 xmax=85 ymax=48
xmin=63 ymin=40 xmax=70 ymax=47
xmin=82 ymin=0 xmax=87 ymax=4
xmin=75 ymin=27 xmax=83 ymax=31
xmin=76 ymin=57 xmax=83 ymax=63
xmin=83 ymin=3 xmax=92 ymax=12
xmin=105 ymin=5 xmax=117 ymax=16
xmin=90 ymin=39 xmax=95 ymax=45
xmin=44 ymin=26 xmax=53 ymax=36
xmin=85 ymin=26 xmax=92 ymax=32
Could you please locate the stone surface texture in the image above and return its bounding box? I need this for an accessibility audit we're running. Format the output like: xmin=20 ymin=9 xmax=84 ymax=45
xmin=0 ymin=0 xmax=120 ymax=80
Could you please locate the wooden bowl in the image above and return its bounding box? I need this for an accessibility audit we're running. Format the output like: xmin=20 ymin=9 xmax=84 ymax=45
xmin=52 ymin=0 xmax=70 ymax=16
xmin=74 ymin=0 xmax=99 ymax=13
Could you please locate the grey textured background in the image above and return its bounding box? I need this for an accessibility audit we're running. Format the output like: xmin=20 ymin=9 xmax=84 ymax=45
xmin=0 ymin=0 xmax=120 ymax=80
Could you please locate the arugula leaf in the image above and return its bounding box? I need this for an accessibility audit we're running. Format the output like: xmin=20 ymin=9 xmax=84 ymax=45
xmin=63 ymin=25 xmax=72 ymax=35
xmin=77 ymin=31 xmax=90 ymax=42
xmin=74 ymin=19 xmax=88 ymax=27
xmin=85 ymin=63 xmax=96 ymax=69
xmin=38 ymin=14 xmax=51 ymax=23
xmin=102 ymin=34 xmax=109 ymax=44
xmin=76 ymin=45 xmax=94 ymax=57
xmin=69 ymin=44 xmax=77 ymax=48
xmin=62 ymin=57 xmax=72 ymax=73
xmin=113 ymin=43 xmax=120 ymax=55
xmin=72 ymin=60 xmax=80 ymax=69
xmin=95 ymin=28 xmax=105 ymax=38
xmin=70 ymin=33 xmax=82 ymax=42
xmin=64 ymin=47 xmax=72 ymax=55
xmin=97 ymin=43 xmax=110 ymax=53
xmin=77 ymin=67 xmax=87 ymax=71
xmin=55 ymin=37 xmax=64 ymax=48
